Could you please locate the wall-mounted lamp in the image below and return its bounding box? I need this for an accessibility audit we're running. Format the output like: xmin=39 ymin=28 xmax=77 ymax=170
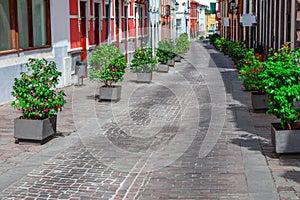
xmin=174 ymin=2 xmax=179 ymax=11
xmin=165 ymin=5 xmax=171 ymax=16
xmin=228 ymin=0 xmax=238 ymax=13
xmin=124 ymin=0 xmax=130 ymax=6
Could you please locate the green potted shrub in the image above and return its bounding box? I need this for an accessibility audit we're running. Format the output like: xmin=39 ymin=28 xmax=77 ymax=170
xmin=209 ymin=33 xmax=221 ymax=48
xmin=238 ymin=48 xmax=267 ymax=111
xmin=233 ymin=42 xmax=248 ymax=68
xmin=260 ymin=43 xmax=300 ymax=153
xmin=130 ymin=46 xmax=157 ymax=83
xmin=214 ymin=37 xmax=230 ymax=54
xmin=175 ymin=33 xmax=190 ymax=61
xmin=156 ymin=39 xmax=177 ymax=71
xmin=89 ymin=44 xmax=127 ymax=101
xmin=11 ymin=58 xmax=66 ymax=143
xmin=214 ymin=37 xmax=223 ymax=51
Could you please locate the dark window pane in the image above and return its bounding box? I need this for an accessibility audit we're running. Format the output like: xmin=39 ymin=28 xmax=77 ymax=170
xmin=18 ymin=0 xmax=29 ymax=48
xmin=32 ymin=0 xmax=47 ymax=46
xmin=0 ymin=0 xmax=11 ymax=51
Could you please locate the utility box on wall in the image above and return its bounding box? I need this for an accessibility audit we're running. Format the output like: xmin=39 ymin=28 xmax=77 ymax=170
xmin=72 ymin=61 xmax=87 ymax=86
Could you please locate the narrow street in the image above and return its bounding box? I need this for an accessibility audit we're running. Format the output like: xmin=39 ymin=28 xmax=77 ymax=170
xmin=0 ymin=41 xmax=299 ymax=200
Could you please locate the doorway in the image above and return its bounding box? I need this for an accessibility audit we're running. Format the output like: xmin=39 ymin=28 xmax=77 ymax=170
xmin=80 ymin=1 xmax=87 ymax=61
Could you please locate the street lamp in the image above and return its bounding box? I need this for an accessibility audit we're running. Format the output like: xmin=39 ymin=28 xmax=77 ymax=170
xmin=174 ymin=2 xmax=179 ymax=11
xmin=229 ymin=0 xmax=236 ymax=12
xmin=124 ymin=0 xmax=130 ymax=6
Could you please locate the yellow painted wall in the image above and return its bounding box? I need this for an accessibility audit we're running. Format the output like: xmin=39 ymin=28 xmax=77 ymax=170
xmin=205 ymin=12 xmax=216 ymax=36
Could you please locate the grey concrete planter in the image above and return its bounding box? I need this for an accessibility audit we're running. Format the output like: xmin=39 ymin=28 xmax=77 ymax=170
xmin=137 ymin=72 xmax=152 ymax=83
xmin=14 ymin=115 xmax=57 ymax=142
xmin=174 ymin=56 xmax=181 ymax=62
xmin=99 ymin=85 xmax=121 ymax=101
xmin=157 ymin=63 xmax=169 ymax=73
xmin=271 ymin=122 xmax=300 ymax=153
xmin=167 ymin=59 xmax=175 ymax=67
xmin=251 ymin=91 xmax=269 ymax=111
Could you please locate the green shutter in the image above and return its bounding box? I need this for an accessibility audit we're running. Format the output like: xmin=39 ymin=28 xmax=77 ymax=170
xmin=210 ymin=2 xmax=216 ymax=14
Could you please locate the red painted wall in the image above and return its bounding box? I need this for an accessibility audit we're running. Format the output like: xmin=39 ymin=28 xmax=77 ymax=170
xmin=190 ymin=2 xmax=198 ymax=37
xmin=69 ymin=0 xmax=149 ymax=52
xmin=101 ymin=19 xmax=108 ymax=43
xmin=128 ymin=18 xmax=135 ymax=38
xmin=69 ymin=0 xmax=78 ymax=15
xmin=122 ymin=18 xmax=126 ymax=38
xmin=70 ymin=19 xmax=80 ymax=48
xmin=88 ymin=19 xmax=95 ymax=45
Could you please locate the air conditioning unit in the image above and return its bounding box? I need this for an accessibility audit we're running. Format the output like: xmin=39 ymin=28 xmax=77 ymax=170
xmin=124 ymin=0 xmax=130 ymax=6
xmin=104 ymin=0 xmax=110 ymax=5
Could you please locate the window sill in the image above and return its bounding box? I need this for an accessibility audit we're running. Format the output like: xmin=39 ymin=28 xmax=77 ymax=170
xmin=67 ymin=47 xmax=83 ymax=54
xmin=0 ymin=47 xmax=53 ymax=68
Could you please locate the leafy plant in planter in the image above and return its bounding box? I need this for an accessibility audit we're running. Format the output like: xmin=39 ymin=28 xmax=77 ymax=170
xmin=89 ymin=44 xmax=127 ymax=87
xmin=238 ymin=48 xmax=264 ymax=91
xmin=89 ymin=44 xmax=127 ymax=101
xmin=199 ymin=35 xmax=205 ymax=40
xmin=209 ymin=33 xmax=221 ymax=47
xmin=130 ymin=46 xmax=157 ymax=83
xmin=130 ymin=46 xmax=157 ymax=73
xmin=11 ymin=58 xmax=66 ymax=120
xmin=175 ymin=33 xmax=190 ymax=54
xmin=156 ymin=39 xmax=177 ymax=65
xmin=11 ymin=58 xmax=66 ymax=142
xmin=215 ymin=37 xmax=230 ymax=54
xmin=229 ymin=41 xmax=247 ymax=62
xmin=260 ymin=43 xmax=300 ymax=130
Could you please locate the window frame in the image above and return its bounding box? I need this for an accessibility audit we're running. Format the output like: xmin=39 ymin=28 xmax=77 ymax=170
xmin=0 ymin=0 xmax=51 ymax=55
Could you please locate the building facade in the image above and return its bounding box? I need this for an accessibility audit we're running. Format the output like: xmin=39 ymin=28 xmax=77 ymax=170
xmin=220 ymin=0 xmax=300 ymax=54
xmin=190 ymin=1 xmax=199 ymax=39
xmin=148 ymin=0 xmax=161 ymax=51
xmin=175 ymin=0 xmax=190 ymax=39
xmin=0 ymin=0 xmax=70 ymax=103
xmin=160 ymin=0 xmax=172 ymax=40
xmin=0 ymin=0 xmax=149 ymax=104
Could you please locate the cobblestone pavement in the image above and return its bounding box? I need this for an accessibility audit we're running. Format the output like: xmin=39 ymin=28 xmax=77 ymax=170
xmin=0 ymin=41 xmax=300 ymax=200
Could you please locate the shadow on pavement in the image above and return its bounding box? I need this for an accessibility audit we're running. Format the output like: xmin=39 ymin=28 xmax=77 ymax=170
xmin=201 ymin=41 xmax=279 ymax=158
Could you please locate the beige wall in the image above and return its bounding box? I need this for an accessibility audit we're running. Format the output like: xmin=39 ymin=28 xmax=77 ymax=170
xmin=205 ymin=13 xmax=216 ymax=35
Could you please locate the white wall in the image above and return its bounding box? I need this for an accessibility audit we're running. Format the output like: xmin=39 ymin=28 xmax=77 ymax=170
xmin=0 ymin=0 xmax=71 ymax=104
xmin=51 ymin=0 xmax=72 ymax=87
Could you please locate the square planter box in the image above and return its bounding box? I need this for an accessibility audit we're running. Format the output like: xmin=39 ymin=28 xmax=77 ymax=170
xmin=271 ymin=122 xmax=300 ymax=153
xmin=14 ymin=115 xmax=57 ymax=142
xmin=174 ymin=56 xmax=181 ymax=62
xmin=157 ymin=63 xmax=169 ymax=73
xmin=167 ymin=59 xmax=175 ymax=67
xmin=251 ymin=91 xmax=269 ymax=111
xmin=99 ymin=85 xmax=121 ymax=101
xmin=137 ymin=72 xmax=152 ymax=83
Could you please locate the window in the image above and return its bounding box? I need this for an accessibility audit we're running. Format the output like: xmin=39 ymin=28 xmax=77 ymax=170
xmin=0 ymin=0 xmax=11 ymax=51
xmin=0 ymin=0 xmax=51 ymax=54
